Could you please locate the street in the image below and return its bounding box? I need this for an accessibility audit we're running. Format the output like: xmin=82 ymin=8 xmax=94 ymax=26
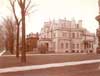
xmin=0 ymin=62 xmax=100 ymax=76
xmin=0 ymin=50 xmax=6 ymax=56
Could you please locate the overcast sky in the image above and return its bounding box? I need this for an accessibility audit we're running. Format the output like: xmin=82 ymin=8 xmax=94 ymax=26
xmin=0 ymin=0 xmax=99 ymax=34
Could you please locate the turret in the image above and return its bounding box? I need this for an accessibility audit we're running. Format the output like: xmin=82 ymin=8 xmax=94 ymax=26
xmin=77 ymin=20 xmax=82 ymax=28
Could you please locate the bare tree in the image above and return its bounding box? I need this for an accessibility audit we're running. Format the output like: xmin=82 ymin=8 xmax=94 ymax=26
xmin=1 ymin=17 xmax=16 ymax=54
xmin=0 ymin=26 xmax=5 ymax=51
xmin=9 ymin=0 xmax=21 ymax=58
xmin=9 ymin=0 xmax=35 ymax=63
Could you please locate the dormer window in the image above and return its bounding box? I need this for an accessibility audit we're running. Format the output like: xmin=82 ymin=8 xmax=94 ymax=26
xmin=77 ymin=24 xmax=79 ymax=28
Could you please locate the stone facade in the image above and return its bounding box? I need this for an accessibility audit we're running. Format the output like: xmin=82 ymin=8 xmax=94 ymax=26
xmin=39 ymin=18 xmax=96 ymax=53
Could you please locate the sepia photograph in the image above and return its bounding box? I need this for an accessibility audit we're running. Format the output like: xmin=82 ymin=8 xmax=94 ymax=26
xmin=0 ymin=0 xmax=100 ymax=76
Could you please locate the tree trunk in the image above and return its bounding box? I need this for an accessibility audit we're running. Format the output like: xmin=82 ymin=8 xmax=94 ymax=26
xmin=10 ymin=35 xmax=14 ymax=54
xmin=16 ymin=25 xmax=20 ymax=58
xmin=21 ymin=2 xmax=26 ymax=63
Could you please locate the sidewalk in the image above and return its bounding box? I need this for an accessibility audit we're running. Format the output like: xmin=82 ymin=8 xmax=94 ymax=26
xmin=0 ymin=59 xmax=100 ymax=73
xmin=0 ymin=50 xmax=6 ymax=56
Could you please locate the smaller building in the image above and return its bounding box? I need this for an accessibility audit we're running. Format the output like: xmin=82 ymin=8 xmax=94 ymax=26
xmin=81 ymin=29 xmax=96 ymax=53
xmin=26 ymin=33 xmax=39 ymax=52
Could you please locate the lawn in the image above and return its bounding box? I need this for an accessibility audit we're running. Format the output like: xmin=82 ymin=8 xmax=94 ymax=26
xmin=0 ymin=54 xmax=100 ymax=68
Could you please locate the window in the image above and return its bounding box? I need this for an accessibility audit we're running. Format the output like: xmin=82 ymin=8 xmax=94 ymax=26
xmin=62 ymin=23 xmax=65 ymax=27
xmin=65 ymin=50 xmax=68 ymax=53
xmin=45 ymin=43 xmax=49 ymax=48
xmin=53 ymin=33 xmax=56 ymax=38
xmin=89 ymin=50 xmax=93 ymax=53
xmin=88 ymin=43 xmax=90 ymax=48
xmin=77 ymin=24 xmax=79 ymax=28
xmin=62 ymin=32 xmax=67 ymax=37
xmin=77 ymin=44 xmax=79 ymax=49
xmin=72 ymin=33 xmax=75 ymax=38
xmin=72 ymin=50 xmax=75 ymax=53
xmin=92 ymin=43 xmax=93 ymax=48
xmin=77 ymin=50 xmax=79 ymax=53
xmin=66 ymin=43 xmax=68 ymax=49
xmin=81 ymin=50 xmax=84 ymax=53
xmin=77 ymin=32 xmax=80 ymax=38
xmin=53 ymin=42 xmax=56 ymax=49
xmin=72 ymin=44 xmax=75 ymax=49
xmin=61 ymin=43 xmax=64 ymax=49
xmin=79 ymin=32 xmax=81 ymax=38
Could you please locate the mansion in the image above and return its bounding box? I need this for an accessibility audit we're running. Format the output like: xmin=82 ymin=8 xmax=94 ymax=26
xmin=39 ymin=18 xmax=96 ymax=53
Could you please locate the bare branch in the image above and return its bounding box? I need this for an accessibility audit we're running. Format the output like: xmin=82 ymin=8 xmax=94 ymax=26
xmin=18 ymin=0 xmax=22 ymax=8
xmin=25 ymin=0 xmax=31 ymax=11
xmin=10 ymin=1 xmax=19 ymax=25
xmin=26 ymin=4 xmax=36 ymax=13
xmin=18 ymin=18 xmax=22 ymax=25
xmin=24 ymin=0 xmax=26 ymax=5
xmin=25 ymin=9 xmax=37 ymax=16
xmin=9 ymin=0 xmax=16 ymax=7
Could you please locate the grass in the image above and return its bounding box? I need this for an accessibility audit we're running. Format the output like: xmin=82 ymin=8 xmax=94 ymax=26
xmin=0 ymin=53 xmax=100 ymax=68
